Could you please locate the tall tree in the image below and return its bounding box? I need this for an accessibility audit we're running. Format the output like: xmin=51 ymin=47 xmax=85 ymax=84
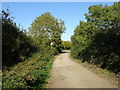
xmin=28 ymin=12 xmax=66 ymax=54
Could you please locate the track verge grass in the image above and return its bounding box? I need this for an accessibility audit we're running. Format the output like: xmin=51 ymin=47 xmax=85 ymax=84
xmin=2 ymin=51 xmax=54 ymax=89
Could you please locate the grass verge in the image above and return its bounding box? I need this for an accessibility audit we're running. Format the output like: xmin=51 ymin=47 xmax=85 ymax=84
xmin=2 ymin=51 xmax=54 ymax=89
xmin=69 ymin=54 xmax=118 ymax=86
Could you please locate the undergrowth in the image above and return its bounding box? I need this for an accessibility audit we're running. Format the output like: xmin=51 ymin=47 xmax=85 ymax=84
xmin=2 ymin=51 xmax=54 ymax=89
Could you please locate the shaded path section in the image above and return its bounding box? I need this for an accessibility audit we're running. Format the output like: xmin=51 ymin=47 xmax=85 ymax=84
xmin=48 ymin=51 xmax=117 ymax=88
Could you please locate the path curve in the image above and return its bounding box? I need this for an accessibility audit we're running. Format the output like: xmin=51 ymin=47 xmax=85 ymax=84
xmin=48 ymin=51 xmax=117 ymax=88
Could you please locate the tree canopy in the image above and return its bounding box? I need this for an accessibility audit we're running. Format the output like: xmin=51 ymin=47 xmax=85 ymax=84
xmin=71 ymin=2 xmax=120 ymax=74
xmin=28 ymin=12 xmax=66 ymax=54
xmin=61 ymin=41 xmax=71 ymax=50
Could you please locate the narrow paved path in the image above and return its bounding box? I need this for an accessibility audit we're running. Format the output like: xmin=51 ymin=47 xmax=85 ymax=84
xmin=48 ymin=51 xmax=117 ymax=88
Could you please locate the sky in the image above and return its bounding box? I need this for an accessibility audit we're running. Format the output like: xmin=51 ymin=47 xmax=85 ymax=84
xmin=2 ymin=2 xmax=114 ymax=41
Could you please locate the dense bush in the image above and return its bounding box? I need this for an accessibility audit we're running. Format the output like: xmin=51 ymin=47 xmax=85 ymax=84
xmin=61 ymin=41 xmax=71 ymax=50
xmin=71 ymin=2 xmax=120 ymax=74
xmin=2 ymin=49 xmax=54 ymax=88
xmin=2 ymin=9 xmax=38 ymax=67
